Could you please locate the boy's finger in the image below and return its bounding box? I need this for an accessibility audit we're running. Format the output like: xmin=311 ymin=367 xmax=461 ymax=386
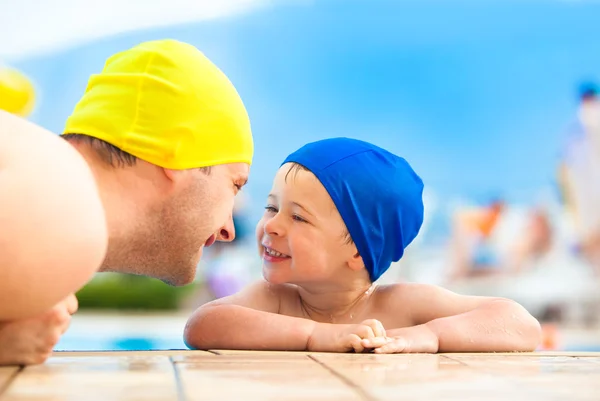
xmin=374 ymin=321 xmax=386 ymax=338
xmin=350 ymin=335 xmax=365 ymax=353
xmin=373 ymin=338 xmax=407 ymax=354
xmin=361 ymin=337 xmax=390 ymax=348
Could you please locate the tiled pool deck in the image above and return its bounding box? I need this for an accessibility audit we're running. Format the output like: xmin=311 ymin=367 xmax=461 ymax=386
xmin=2 ymin=350 xmax=600 ymax=400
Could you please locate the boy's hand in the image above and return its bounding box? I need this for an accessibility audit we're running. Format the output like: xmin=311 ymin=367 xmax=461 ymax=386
xmin=361 ymin=324 xmax=440 ymax=354
xmin=0 ymin=294 xmax=77 ymax=366
xmin=307 ymin=319 xmax=386 ymax=353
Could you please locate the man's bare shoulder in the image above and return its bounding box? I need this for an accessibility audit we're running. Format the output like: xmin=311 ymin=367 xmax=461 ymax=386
xmin=0 ymin=110 xmax=64 ymax=154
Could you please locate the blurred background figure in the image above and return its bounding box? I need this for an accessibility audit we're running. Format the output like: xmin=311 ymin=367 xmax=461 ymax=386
xmin=448 ymin=198 xmax=507 ymax=281
xmin=510 ymin=208 xmax=554 ymax=273
xmin=558 ymin=82 xmax=600 ymax=277
xmin=448 ymin=201 xmax=555 ymax=283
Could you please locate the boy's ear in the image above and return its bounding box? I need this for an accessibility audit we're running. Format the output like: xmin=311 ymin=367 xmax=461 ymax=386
xmin=347 ymin=251 xmax=365 ymax=272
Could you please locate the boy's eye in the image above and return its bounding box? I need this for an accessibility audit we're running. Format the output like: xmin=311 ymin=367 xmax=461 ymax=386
xmin=292 ymin=214 xmax=307 ymax=223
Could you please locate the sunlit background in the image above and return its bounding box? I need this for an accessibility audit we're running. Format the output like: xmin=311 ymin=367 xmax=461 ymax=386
xmin=2 ymin=0 xmax=600 ymax=352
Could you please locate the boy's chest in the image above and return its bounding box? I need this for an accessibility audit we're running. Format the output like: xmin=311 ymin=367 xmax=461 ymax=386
xmin=278 ymin=296 xmax=413 ymax=329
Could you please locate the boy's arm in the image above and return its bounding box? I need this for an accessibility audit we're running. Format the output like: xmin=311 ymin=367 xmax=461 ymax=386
xmin=184 ymin=281 xmax=317 ymax=351
xmin=183 ymin=281 xmax=386 ymax=352
xmin=364 ymin=284 xmax=541 ymax=353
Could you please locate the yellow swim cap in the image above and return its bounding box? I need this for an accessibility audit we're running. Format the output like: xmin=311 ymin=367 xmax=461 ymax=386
xmin=63 ymin=39 xmax=253 ymax=169
xmin=0 ymin=66 xmax=36 ymax=117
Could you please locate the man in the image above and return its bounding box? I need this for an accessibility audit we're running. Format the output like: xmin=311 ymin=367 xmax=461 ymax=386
xmin=0 ymin=39 xmax=254 ymax=365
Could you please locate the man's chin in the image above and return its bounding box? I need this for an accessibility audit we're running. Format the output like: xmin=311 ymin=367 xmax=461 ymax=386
xmin=160 ymin=271 xmax=196 ymax=287
xmin=99 ymin=256 xmax=199 ymax=286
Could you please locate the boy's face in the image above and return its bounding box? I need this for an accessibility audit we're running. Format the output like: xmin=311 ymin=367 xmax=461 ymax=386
xmin=255 ymin=163 xmax=361 ymax=285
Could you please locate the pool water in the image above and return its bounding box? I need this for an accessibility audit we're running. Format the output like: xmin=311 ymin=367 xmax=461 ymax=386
xmin=54 ymin=313 xmax=189 ymax=351
xmin=55 ymin=334 xmax=600 ymax=352
xmin=55 ymin=335 xmax=187 ymax=351
xmin=56 ymin=313 xmax=600 ymax=352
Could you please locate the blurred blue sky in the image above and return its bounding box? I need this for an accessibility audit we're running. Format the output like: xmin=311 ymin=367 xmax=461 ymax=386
xmin=10 ymin=0 xmax=600 ymax=221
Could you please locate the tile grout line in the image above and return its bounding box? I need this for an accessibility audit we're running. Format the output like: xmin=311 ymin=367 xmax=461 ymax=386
xmin=307 ymin=355 xmax=377 ymax=401
xmin=439 ymin=354 xmax=470 ymax=366
xmin=440 ymin=354 xmax=576 ymax=399
xmin=169 ymin=356 xmax=188 ymax=401
xmin=0 ymin=367 xmax=23 ymax=399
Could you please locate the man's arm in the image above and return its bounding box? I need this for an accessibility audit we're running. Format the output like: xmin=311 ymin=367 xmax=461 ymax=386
xmin=0 ymin=111 xmax=108 ymax=320
xmin=0 ymin=294 xmax=77 ymax=366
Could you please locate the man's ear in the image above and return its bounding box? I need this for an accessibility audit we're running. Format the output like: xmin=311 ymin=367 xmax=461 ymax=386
xmin=162 ymin=168 xmax=180 ymax=182
xmin=162 ymin=167 xmax=199 ymax=186
xmin=159 ymin=168 xmax=193 ymax=196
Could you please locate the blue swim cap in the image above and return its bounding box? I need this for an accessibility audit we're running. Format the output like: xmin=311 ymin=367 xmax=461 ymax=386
xmin=282 ymin=137 xmax=424 ymax=281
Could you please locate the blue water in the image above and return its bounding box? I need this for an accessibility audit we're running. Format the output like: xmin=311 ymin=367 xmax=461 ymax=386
xmin=55 ymin=335 xmax=600 ymax=352
xmin=562 ymin=345 xmax=600 ymax=352
xmin=55 ymin=335 xmax=187 ymax=351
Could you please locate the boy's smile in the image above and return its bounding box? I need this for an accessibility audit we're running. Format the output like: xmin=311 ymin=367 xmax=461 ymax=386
xmin=262 ymin=245 xmax=291 ymax=262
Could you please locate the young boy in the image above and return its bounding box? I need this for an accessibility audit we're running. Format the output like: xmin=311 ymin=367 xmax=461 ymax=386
xmin=184 ymin=138 xmax=542 ymax=353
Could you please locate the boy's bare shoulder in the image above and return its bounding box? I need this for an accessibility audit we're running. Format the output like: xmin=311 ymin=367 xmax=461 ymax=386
xmin=374 ymin=282 xmax=440 ymax=303
xmin=246 ymin=281 xmax=298 ymax=299
xmin=207 ymin=280 xmax=297 ymax=314
xmin=373 ymin=282 xmax=451 ymax=325
xmin=373 ymin=282 xmax=490 ymax=326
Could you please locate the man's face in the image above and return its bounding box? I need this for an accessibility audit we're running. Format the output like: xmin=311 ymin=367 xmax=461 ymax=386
xmin=112 ymin=162 xmax=249 ymax=286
